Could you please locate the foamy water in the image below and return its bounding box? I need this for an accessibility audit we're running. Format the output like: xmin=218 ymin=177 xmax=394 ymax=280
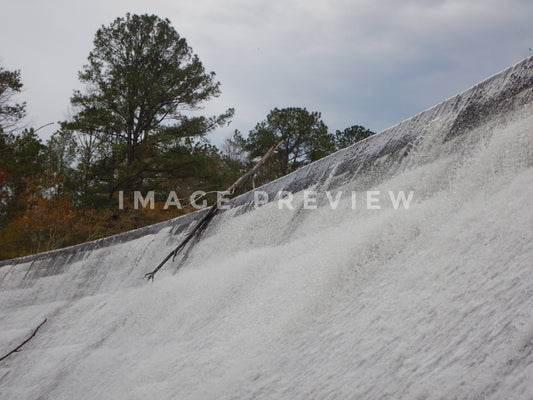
xmin=1 ymin=60 xmax=532 ymax=399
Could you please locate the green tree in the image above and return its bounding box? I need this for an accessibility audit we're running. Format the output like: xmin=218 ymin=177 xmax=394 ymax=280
xmin=0 ymin=66 xmax=26 ymax=133
xmin=63 ymin=13 xmax=233 ymax=199
xmin=244 ymin=107 xmax=335 ymax=181
xmin=0 ymin=129 xmax=47 ymax=226
xmin=43 ymin=128 xmax=82 ymax=200
xmin=46 ymin=129 xmax=77 ymax=178
xmin=334 ymin=125 xmax=375 ymax=150
xmin=0 ymin=65 xmax=25 ymax=208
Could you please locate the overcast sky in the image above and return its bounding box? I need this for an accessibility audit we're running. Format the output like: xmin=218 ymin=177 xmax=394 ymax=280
xmin=1 ymin=0 xmax=532 ymax=146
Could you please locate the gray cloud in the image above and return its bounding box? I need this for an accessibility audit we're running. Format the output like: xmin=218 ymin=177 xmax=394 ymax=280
xmin=1 ymin=0 xmax=532 ymax=145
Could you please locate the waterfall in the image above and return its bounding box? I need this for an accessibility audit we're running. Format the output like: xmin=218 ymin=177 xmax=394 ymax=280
xmin=1 ymin=57 xmax=532 ymax=399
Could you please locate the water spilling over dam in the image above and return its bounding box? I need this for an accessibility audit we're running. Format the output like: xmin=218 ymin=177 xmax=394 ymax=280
xmin=1 ymin=57 xmax=532 ymax=399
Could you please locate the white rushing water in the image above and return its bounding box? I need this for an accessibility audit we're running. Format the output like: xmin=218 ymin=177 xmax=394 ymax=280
xmin=0 ymin=59 xmax=533 ymax=399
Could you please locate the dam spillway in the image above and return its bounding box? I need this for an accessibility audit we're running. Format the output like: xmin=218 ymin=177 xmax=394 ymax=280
xmin=1 ymin=57 xmax=533 ymax=399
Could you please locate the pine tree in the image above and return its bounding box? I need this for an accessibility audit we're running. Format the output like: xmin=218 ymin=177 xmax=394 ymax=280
xmin=63 ymin=13 xmax=233 ymax=199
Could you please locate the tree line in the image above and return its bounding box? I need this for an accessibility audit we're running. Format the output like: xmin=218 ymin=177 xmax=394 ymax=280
xmin=0 ymin=13 xmax=374 ymax=260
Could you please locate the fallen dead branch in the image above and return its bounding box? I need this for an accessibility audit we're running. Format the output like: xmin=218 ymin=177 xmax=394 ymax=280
xmin=145 ymin=140 xmax=283 ymax=281
xmin=0 ymin=318 xmax=48 ymax=363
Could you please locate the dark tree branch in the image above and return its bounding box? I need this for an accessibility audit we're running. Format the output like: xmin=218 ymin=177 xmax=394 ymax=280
xmin=144 ymin=140 xmax=283 ymax=281
xmin=33 ymin=122 xmax=55 ymax=134
xmin=0 ymin=318 xmax=47 ymax=363
xmin=226 ymin=140 xmax=283 ymax=195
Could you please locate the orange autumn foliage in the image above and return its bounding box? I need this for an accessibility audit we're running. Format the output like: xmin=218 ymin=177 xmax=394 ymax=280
xmin=0 ymin=176 xmax=190 ymax=260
